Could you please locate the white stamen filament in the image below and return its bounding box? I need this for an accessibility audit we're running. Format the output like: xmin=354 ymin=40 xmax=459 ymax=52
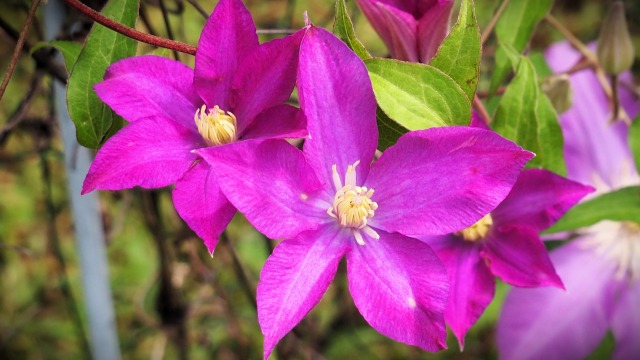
xmin=327 ymin=161 xmax=379 ymax=245
xmin=583 ymin=220 xmax=640 ymax=280
xmin=194 ymin=105 xmax=237 ymax=146
xmin=456 ymin=214 xmax=494 ymax=242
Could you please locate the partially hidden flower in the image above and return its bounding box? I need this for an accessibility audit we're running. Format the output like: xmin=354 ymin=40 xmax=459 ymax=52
xmin=81 ymin=0 xmax=306 ymax=254
xmin=197 ymin=25 xmax=532 ymax=358
xmin=354 ymin=0 xmax=454 ymax=62
xmin=497 ymin=42 xmax=640 ymax=360
xmin=422 ymin=116 xmax=593 ymax=347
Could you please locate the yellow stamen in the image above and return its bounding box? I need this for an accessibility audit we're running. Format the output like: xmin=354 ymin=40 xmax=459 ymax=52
xmin=457 ymin=214 xmax=493 ymax=242
xmin=194 ymin=105 xmax=237 ymax=146
xmin=327 ymin=161 xmax=380 ymax=245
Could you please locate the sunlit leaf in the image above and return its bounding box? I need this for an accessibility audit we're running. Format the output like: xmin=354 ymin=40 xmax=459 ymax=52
xmin=333 ymin=0 xmax=370 ymax=60
xmin=489 ymin=0 xmax=553 ymax=95
xmin=630 ymin=115 xmax=640 ymax=173
xmin=365 ymin=58 xmax=471 ymax=131
xmin=546 ymin=186 xmax=640 ymax=233
xmin=430 ymin=0 xmax=481 ymax=102
xmin=67 ymin=0 xmax=139 ymax=149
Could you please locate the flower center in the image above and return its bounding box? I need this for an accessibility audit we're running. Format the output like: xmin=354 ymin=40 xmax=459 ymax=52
xmin=194 ymin=105 xmax=237 ymax=146
xmin=456 ymin=214 xmax=494 ymax=242
xmin=584 ymin=220 xmax=640 ymax=280
xmin=327 ymin=161 xmax=379 ymax=246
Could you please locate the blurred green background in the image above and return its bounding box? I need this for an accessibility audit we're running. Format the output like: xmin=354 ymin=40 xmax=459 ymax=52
xmin=1 ymin=0 xmax=638 ymax=359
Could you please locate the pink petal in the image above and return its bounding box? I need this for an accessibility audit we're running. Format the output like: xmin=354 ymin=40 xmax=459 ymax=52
xmin=482 ymin=226 xmax=563 ymax=288
xmin=94 ymin=55 xmax=200 ymax=128
xmin=492 ymin=169 xmax=594 ymax=231
xmin=196 ymin=139 xmax=326 ymax=240
xmin=611 ymin=279 xmax=640 ymax=360
xmin=367 ymin=126 xmax=533 ymax=235
xmin=426 ymin=234 xmax=495 ymax=349
xmin=258 ymin=225 xmax=348 ymax=359
xmin=82 ymin=118 xmax=201 ymax=194
xmin=497 ymin=239 xmax=617 ymax=360
xmin=298 ymin=26 xmax=378 ymax=186
xmin=172 ymin=161 xmax=236 ymax=254
xmin=239 ymin=104 xmax=307 ymax=140
xmin=194 ymin=0 xmax=258 ymax=109
xmin=347 ymin=230 xmax=449 ymax=351
xmin=375 ymin=2 xmax=419 ymax=62
xmin=231 ymin=30 xmax=304 ymax=133
xmin=417 ymin=0 xmax=454 ymax=63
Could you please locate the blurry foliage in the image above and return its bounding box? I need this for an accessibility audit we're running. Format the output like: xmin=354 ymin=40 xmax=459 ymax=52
xmin=0 ymin=0 xmax=637 ymax=359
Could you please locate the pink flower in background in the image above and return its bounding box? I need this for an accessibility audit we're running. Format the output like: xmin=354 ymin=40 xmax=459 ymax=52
xmin=197 ymin=25 xmax=532 ymax=358
xmin=497 ymin=42 xmax=640 ymax=360
xmin=81 ymin=0 xmax=306 ymax=254
xmin=354 ymin=0 xmax=454 ymax=62
xmin=422 ymin=167 xmax=592 ymax=348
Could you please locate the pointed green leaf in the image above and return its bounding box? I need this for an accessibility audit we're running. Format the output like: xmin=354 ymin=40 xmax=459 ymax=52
xmin=489 ymin=0 xmax=553 ymax=95
xmin=545 ymin=186 xmax=640 ymax=233
xmin=630 ymin=115 xmax=640 ymax=173
xmin=492 ymin=47 xmax=566 ymax=175
xmin=365 ymin=58 xmax=471 ymax=131
xmin=333 ymin=0 xmax=370 ymax=60
xmin=31 ymin=40 xmax=82 ymax=72
xmin=376 ymin=106 xmax=407 ymax=151
xmin=67 ymin=0 xmax=139 ymax=149
xmin=430 ymin=0 xmax=481 ymax=102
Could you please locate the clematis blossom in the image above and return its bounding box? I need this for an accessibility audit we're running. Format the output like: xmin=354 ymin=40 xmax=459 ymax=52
xmin=81 ymin=0 xmax=306 ymax=253
xmin=197 ymin=25 xmax=532 ymax=357
xmin=497 ymin=42 xmax=640 ymax=360
xmin=354 ymin=0 xmax=454 ymax=63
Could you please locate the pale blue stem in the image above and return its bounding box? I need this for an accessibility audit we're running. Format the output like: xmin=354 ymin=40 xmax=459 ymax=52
xmin=43 ymin=1 xmax=121 ymax=359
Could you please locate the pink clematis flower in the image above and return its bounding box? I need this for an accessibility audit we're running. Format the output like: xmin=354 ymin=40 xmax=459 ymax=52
xmin=197 ymin=25 xmax=532 ymax=357
xmin=354 ymin=0 xmax=454 ymax=62
xmin=497 ymin=42 xmax=640 ymax=360
xmin=81 ymin=0 xmax=306 ymax=253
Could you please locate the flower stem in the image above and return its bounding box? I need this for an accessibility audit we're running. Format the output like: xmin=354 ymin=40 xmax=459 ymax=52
xmin=63 ymin=0 xmax=197 ymax=56
xmin=481 ymin=0 xmax=510 ymax=45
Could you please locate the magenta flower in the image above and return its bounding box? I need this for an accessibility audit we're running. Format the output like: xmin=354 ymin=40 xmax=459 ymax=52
xmin=422 ymin=164 xmax=592 ymax=348
xmin=497 ymin=42 xmax=640 ymax=360
xmin=354 ymin=0 xmax=454 ymax=62
xmin=81 ymin=0 xmax=306 ymax=253
xmin=197 ymin=25 xmax=532 ymax=357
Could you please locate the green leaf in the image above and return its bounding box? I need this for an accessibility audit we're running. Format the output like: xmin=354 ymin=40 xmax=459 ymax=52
xmin=546 ymin=186 xmax=640 ymax=233
xmin=630 ymin=115 xmax=640 ymax=173
xmin=376 ymin=106 xmax=407 ymax=151
xmin=430 ymin=0 xmax=481 ymax=102
xmin=31 ymin=40 xmax=82 ymax=72
xmin=489 ymin=0 xmax=553 ymax=95
xmin=333 ymin=0 xmax=370 ymax=60
xmin=492 ymin=49 xmax=566 ymax=175
xmin=365 ymin=58 xmax=471 ymax=131
xmin=67 ymin=0 xmax=139 ymax=149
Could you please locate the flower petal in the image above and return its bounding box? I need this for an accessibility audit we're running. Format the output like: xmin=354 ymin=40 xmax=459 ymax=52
xmin=197 ymin=139 xmax=326 ymax=240
xmin=482 ymin=226 xmax=563 ymax=288
xmin=172 ymin=161 xmax=236 ymax=254
xmin=611 ymin=279 xmax=640 ymax=360
xmin=417 ymin=0 xmax=454 ymax=63
xmin=82 ymin=118 xmax=201 ymax=194
xmin=367 ymin=127 xmax=532 ymax=235
xmin=497 ymin=239 xmax=617 ymax=360
xmin=492 ymin=169 xmax=593 ymax=231
xmin=194 ymin=0 xmax=258 ymax=108
xmin=258 ymin=225 xmax=348 ymax=359
xmin=375 ymin=2 xmax=419 ymax=62
xmin=347 ymin=230 xmax=449 ymax=351
xmin=298 ymin=26 xmax=378 ymax=186
xmin=425 ymin=234 xmax=495 ymax=349
xmin=546 ymin=42 xmax=638 ymax=188
xmin=239 ymin=104 xmax=307 ymax=141
xmin=94 ymin=55 xmax=200 ymax=128
xmin=231 ymin=30 xmax=304 ymax=132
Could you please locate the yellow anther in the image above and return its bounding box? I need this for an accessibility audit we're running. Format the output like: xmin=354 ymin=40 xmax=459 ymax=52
xmin=457 ymin=214 xmax=494 ymax=242
xmin=194 ymin=105 xmax=237 ymax=146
